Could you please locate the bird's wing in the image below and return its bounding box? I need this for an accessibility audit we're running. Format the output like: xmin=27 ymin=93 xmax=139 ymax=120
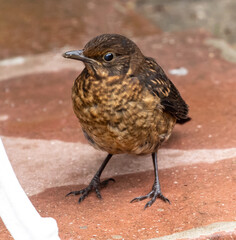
xmin=141 ymin=57 xmax=189 ymax=120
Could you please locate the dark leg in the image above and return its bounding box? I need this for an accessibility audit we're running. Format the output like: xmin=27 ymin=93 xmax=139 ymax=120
xmin=66 ymin=153 xmax=114 ymax=203
xmin=130 ymin=151 xmax=170 ymax=209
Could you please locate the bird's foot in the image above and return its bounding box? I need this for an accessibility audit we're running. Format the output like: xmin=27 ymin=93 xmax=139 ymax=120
xmin=130 ymin=183 xmax=170 ymax=209
xmin=66 ymin=175 xmax=115 ymax=203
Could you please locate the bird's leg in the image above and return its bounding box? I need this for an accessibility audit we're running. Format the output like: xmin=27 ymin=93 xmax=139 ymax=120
xmin=131 ymin=151 xmax=170 ymax=209
xmin=66 ymin=154 xmax=114 ymax=203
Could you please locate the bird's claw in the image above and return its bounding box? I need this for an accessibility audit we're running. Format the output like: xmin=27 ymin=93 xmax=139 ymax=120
xmin=66 ymin=177 xmax=115 ymax=203
xmin=130 ymin=188 xmax=170 ymax=209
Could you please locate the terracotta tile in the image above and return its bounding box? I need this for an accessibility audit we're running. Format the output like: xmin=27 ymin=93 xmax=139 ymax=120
xmin=0 ymin=71 xmax=86 ymax=143
xmin=0 ymin=0 xmax=160 ymax=60
xmin=0 ymin=158 xmax=235 ymax=240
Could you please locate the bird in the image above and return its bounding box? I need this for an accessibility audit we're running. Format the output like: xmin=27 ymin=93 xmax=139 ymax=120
xmin=63 ymin=33 xmax=190 ymax=209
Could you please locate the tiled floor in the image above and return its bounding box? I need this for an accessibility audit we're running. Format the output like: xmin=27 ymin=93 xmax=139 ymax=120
xmin=0 ymin=1 xmax=236 ymax=239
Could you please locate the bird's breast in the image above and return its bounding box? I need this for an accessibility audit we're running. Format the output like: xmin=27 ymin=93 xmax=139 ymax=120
xmin=71 ymin=73 xmax=175 ymax=154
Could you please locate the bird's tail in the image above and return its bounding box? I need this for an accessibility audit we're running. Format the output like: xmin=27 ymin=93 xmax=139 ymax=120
xmin=176 ymin=117 xmax=191 ymax=124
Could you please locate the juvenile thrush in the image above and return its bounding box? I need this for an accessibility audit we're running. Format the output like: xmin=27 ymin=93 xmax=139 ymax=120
xmin=63 ymin=34 xmax=190 ymax=209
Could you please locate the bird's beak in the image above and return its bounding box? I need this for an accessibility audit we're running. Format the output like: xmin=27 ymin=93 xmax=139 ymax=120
xmin=63 ymin=50 xmax=93 ymax=63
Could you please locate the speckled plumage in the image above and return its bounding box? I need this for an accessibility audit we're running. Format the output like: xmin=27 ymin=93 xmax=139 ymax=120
xmin=63 ymin=34 xmax=190 ymax=208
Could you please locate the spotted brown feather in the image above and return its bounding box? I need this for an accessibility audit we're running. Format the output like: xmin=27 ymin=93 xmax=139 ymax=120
xmin=137 ymin=57 xmax=189 ymax=120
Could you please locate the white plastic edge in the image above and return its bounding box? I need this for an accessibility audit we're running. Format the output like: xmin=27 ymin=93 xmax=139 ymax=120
xmin=0 ymin=138 xmax=60 ymax=240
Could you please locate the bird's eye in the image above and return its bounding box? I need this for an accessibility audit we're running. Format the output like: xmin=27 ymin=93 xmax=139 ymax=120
xmin=103 ymin=52 xmax=114 ymax=62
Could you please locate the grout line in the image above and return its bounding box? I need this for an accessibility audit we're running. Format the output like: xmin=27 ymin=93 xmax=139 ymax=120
xmin=148 ymin=221 xmax=236 ymax=240
xmin=2 ymin=136 xmax=236 ymax=196
xmin=0 ymin=47 xmax=82 ymax=82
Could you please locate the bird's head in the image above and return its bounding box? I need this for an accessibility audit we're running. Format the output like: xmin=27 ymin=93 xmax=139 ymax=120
xmin=63 ymin=34 xmax=144 ymax=78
